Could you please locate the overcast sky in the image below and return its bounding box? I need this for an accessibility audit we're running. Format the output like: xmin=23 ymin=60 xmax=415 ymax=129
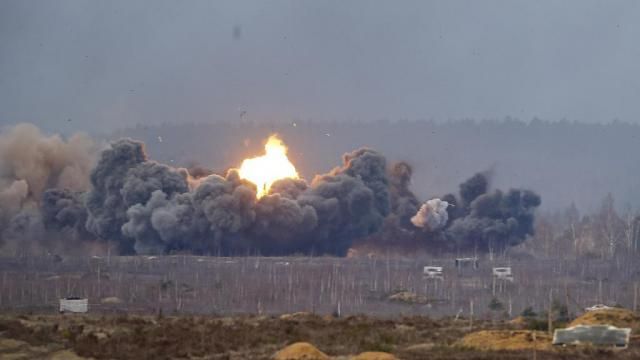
xmin=1 ymin=0 xmax=639 ymax=133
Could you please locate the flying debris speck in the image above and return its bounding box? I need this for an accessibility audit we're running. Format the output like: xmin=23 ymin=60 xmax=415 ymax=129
xmin=232 ymin=25 xmax=242 ymax=40
xmin=157 ymin=136 xmax=163 ymax=143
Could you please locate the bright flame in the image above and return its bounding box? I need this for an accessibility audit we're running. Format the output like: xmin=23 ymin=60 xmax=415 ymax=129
xmin=238 ymin=135 xmax=299 ymax=198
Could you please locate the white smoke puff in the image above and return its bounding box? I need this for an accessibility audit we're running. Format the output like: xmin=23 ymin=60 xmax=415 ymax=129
xmin=411 ymin=198 xmax=449 ymax=231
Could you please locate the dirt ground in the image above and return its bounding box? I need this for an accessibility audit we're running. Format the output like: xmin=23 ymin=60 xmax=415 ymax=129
xmin=2 ymin=313 xmax=640 ymax=360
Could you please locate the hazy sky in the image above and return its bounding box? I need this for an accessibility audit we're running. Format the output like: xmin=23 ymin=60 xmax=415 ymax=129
xmin=1 ymin=0 xmax=639 ymax=133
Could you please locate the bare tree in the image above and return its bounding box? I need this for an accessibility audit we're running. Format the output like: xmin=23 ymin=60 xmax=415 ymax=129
xmin=595 ymin=193 xmax=624 ymax=258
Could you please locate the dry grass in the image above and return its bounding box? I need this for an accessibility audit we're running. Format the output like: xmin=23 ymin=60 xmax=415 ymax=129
xmin=569 ymin=309 xmax=640 ymax=331
xmin=460 ymin=330 xmax=553 ymax=351
xmin=351 ymin=351 xmax=398 ymax=359
xmin=387 ymin=291 xmax=427 ymax=304
xmin=2 ymin=314 xmax=640 ymax=359
xmin=273 ymin=342 xmax=329 ymax=360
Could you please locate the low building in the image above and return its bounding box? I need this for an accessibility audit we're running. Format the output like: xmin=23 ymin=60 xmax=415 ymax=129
xmin=553 ymin=325 xmax=631 ymax=348
xmin=455 ymin=257 xmax=479 ymax=269
xmin=493 ymin=267 xmax=514 ymax=282
xmin=423 ymin=266 xmax=444 ymax=280
xmin=59 ymin=297 xmax=88 ymax=313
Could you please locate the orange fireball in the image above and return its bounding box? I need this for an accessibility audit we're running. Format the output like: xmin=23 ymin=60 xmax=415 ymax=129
xmin=238 ymin=135 xmax=299 ymax=198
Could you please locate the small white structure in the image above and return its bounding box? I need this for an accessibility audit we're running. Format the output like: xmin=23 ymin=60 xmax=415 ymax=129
xmin=585 ymin=304 xmax=614 ymax=312
xmin=553 ymin=325 xmax=631 ymax=348
xmin=59 ymin=297 xmax=88 ymax=313
xmin=493 ymin=267 xmax=514 ymax=282
xmin=423 ymin=266 xmax=444 ymax=280
xmin=455 ymin=257 xmax=479 ymax=269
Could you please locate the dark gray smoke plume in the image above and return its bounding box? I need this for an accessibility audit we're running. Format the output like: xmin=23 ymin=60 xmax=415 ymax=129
xmin=191 ymin=171 xmax=256 ymax=252
xmin=93 ymin=144 xmax=389 ymax=255
xmin=329 ymin=148 xmax=390 ymax=217
xmin=41 ymin=189 xmax=88 ymax=236
xmin=441 ymin=173 xmax=541 ymax=252
xmin=252 ymin=192 xmax=317 ymax=253
xmin=361 ymin=170 xmax=541 ymax=254
xmin=1 ymin=123 xmax=541 ymax=257
xmin=289 ymin=148 xmax=390 ymax=255
xmin=85 ymin=139 xmax=190 ymax=253
xmin=459 ymin=172 xmax=490 ymax=207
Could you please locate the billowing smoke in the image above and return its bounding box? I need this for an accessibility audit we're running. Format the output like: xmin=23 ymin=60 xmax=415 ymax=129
xmin=440 ymin=172 xmax=541 ymax=252
xmin=41 ymin=189 xmax=89 ymax=237
xmin=459 ymin=172 xmax=489 ymax=206
xmin=411 ymin=198 xmax=449 ymax=231
xmin=0 ymin=123 xmax=95 ymax=197
xmin=0 ymin=123 xmax=541 ymax=256
xmin=359 ymin=170 xmax=541 ymax=254
xmin=0 ymin=124 xmax=97 ymax=250
xmin=78 ymin=139 xmax=389 ymax=256
xmin=85 ymin=139 xmax=190 ymax=253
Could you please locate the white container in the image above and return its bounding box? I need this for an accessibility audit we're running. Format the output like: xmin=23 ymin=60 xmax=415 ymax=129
xmin=423 ymin=266 xmax=444 ymax=279
xmin=59 ymin=298 xmax=88 ymax=313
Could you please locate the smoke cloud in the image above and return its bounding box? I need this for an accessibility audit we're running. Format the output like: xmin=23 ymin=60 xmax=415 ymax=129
xmin=82 ymin=143 xmax=389 ymax=256
xmin=0 ymin=124 xmax=97 ymax=250
xmin=0 ymin=123 xmax=541 ymax=256
xmin=441 ymin=173 xmax=542 ymax=252
xmin=411 ymin=198 xmax=449 ymax=231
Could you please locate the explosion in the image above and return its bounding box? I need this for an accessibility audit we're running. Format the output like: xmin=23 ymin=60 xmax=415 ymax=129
xmin=238 ymin=135 xmax=299 ymax=198
xmin=0 ymin=123 xmax=541 ymax=257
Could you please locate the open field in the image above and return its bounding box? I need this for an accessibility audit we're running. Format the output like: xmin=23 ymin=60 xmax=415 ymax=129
xmin=2 ymin=313 xmax=640 ymax=359
xmin=2 ymin=256 xmax=640 ymax=358
xmin=0 ymin=255 xmax=638 ymax=318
